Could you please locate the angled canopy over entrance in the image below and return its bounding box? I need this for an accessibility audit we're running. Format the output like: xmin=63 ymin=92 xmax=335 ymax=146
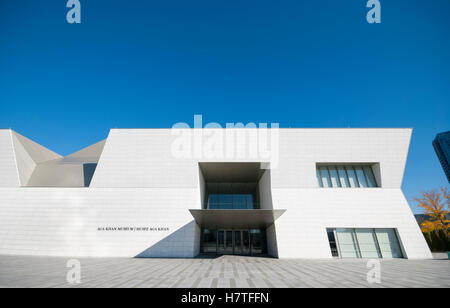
xmin=189 ymin=209 xmax=286 ymax=229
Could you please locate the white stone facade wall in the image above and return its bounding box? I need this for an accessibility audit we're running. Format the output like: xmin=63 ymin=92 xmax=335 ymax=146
xmin=0 ymin=128 xmax=432 ymax=259
xmin=266 ymin=224 xmax=279 ymax=258
xmin=272 ymin=188 xmax=432 ymax=259
xmin=0 ymin=130 xmax=20 ymax=187
xmin=0 ymin=188 xmax=200 ymax=257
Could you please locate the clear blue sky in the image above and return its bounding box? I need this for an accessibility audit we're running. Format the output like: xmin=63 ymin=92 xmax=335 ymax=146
xmin=0 ymin=0 xmax=448 ymax=213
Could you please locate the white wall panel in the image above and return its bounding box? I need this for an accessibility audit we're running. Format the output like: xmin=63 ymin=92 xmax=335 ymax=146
xmin=11 ymin=134 xmax=36 ymax=186
xmin=91 ymin=128 xmax=411 ymax=189
xmin=12 ymin=132 xmax=61 ymax=163
xmin=272 ymin=188 xmax=432 ymax=259
xmin=0 ymin=188 xmax=199 ymax=257
xmin=90 ymin=130 xmax=200 ymax=188
xmin=0 ymin=130 xmax=20 ymax=187
xmin=0 ymin=128 xmax=430 ymax=259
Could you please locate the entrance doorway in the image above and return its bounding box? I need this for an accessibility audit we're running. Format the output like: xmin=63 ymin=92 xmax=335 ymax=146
xmin=201 ymin=229 xmax=266 ymax=256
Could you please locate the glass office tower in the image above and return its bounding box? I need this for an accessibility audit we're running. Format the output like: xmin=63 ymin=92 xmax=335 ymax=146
xmin=433 ymin=131 xmax=450 ymax=183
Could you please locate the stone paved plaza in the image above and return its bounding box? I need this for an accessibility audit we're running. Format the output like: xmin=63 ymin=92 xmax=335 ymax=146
xmin=0 ymin=255 xmax=448 ymax=288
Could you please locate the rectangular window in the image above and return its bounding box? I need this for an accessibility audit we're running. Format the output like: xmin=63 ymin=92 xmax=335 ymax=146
xmin=364 ymin=166 xmax=377 ymax=187
xmin=355 ymin=229 xmax=381 ymax=258
xmin=375 ymin=229 xmax=403 ymax=258
xmin=320 ymin=166 xmax=332 ymax=187
xmin=317 ymin=168 xmax=324 ymax=187
xmin=329 ymin=166 xmax=341 ymax=187
xmin=208 ymin=194 xmax=254 ymax=209
xmin=338 ymin=166 xmax=350 ymax=187
xmin=336 ymin=228 xmax=361 ymax=258
xmin=326 ymin=228 xmax=339 ymax=257
xmin=355 ymin=166 xmax=368 ymax=187
xmin=316 ymin=164 xmax=379 ymax=188
xmin=328 ymin=228 xmax=403 ymax=259
xmin=346 ymin=167 xmax=360 ymax=188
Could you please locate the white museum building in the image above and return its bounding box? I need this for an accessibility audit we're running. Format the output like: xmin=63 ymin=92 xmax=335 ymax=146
xmin=0 ymin=128 xmax=432 ymax=259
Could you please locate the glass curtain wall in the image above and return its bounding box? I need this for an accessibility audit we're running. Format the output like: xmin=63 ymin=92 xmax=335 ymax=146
xmin=208 ymin=194 xmax=254 ymax=209
xmin=206 ymin=183 xmax=258 ymax=209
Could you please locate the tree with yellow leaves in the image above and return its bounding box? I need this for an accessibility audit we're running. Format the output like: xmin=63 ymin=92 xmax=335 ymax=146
xmin=413 ymin=188 xmax=449 ymax=236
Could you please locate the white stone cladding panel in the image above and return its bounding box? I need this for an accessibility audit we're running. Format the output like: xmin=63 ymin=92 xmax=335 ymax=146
xmin=91 ymin=128 xmax=411 ymax=189
xmin=0 ymin=188 xmax=201 ymax=257
xmin=11 ymin=134 xmax=36 ymax=186
xmin=0 ymin=128 xmax=431 ymax=259
xmin=258 ymin=170 xmax=273 ymax=210
xmin=266 ymin=224 xmax=278 ymax=258
xmin=270 ymin=129 xmax=411 ymax=189
xmin=90 ymin=129 xmax=200 ymax=188
xmin=0 ymin=130 xmax=20 ymax=187
xmin=272 ymin=188 xmax=432 ymax=259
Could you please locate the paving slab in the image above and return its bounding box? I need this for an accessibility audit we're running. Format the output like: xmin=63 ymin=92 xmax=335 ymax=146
xmin=0 ymin=255 xmax=448 ymax=288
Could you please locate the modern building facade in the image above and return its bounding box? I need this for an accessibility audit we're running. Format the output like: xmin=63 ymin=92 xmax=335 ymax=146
xmin=433 ymin=131 xmax=450 ymax=183
xmin=0 ymin=128 xmax=432 ymax=259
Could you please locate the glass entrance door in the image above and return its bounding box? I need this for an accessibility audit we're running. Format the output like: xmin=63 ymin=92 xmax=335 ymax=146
xmin=217 ymin=230 xmax=225 ymax=254
xmin=224 ymin=230 xmax=233 ymax=254
xmin=216 ymin=230 xmax=249 ymax=255
xmin=203 ymin=229 xmax=265 ymax=256
xmin=242 ymin=230 xmax=250 ymax=255
xmin=234 ymin=231 xmax=242 ymax=255
xmin=250 ymin=229 xmax=263 ymax=255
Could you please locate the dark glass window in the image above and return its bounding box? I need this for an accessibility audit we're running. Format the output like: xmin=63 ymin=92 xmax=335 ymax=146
xmin=200 ymin=229 xmax=266 ymax=256
xmin=202 ymin=229 xmax=217 ymax=253
xmin=208 ymin=194 xmax=254 ymax=209
xmin=250 ymin=229 xmax=267 ymax=255
xmin=83 ymin=163 xmax=97 ymax=187
xmin=326 ymin=228 xmax=339 ymax=257
xmin=233 ymin=195 xmax=246 ymax=209
xmin=246 ymin=195 xmax=253 ymax=209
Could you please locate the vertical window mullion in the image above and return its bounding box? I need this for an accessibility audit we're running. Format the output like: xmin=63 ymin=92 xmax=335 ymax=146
xmin=344 ymin=166 xmax=354 ymax=187
xmin=353 ymin=228 xmax=362 ymax=258
xmin=334 ymin=166 xmax=342 ymax=187
xmin=334 ymin=229 xmax=342 ymax=258
xmin=362 ymin=166 xmax=370 ymax=188
xmin=373 ymin=228 xmax=383 ymax=258
xmin=317 ymin=167 xmax=324 ymax=187
xmin=326 ymin=166 xmax=333 ymax=187
xmin=344 ymin=166 xmax=350 ymax=187
xmin=353 ymin=166 xmax=360 ymax=187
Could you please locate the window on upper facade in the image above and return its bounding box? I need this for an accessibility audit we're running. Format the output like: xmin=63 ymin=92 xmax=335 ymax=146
xmin=317 ymin=164 xmax=378 ymax=188
xmin=208 ymin=194 xmax=255 ymax=209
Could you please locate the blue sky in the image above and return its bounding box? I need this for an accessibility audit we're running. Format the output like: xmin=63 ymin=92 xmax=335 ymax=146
xmin=0 ymin=0 xmax=448 ymax=212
